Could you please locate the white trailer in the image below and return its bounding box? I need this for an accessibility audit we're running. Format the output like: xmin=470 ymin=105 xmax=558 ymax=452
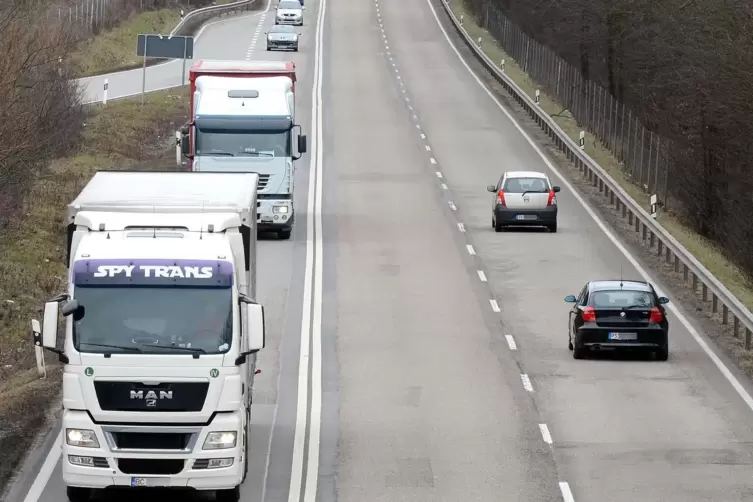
xmin=31 ymin=170 xmax=265 ymax=502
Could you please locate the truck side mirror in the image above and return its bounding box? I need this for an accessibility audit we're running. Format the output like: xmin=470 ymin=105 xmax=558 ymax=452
xmin=298 ymin=134 xmax=307 ymax=155
xmin=235 ymin=300 xmax=266 ymax=365
xmin=31 ymin=301 xmax=69 ymax=363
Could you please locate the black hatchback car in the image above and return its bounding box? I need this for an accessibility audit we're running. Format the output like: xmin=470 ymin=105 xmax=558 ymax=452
xmin=565 ymin=280 xmax=670 ymax=361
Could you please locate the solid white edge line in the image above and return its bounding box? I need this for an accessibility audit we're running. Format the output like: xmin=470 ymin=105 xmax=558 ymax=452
xmin=287 ymin=0 xmax=324 ymax=496
xmin=559 ymin=481 xmax=576 ymax=502
xmin=302 ymin=0 xmax=326 ymax=497
xmin=424 ymin=0 xmax=753 ymax=415
xmin=505 ymin=334 xmax=517 ymax=350
xmin=538 ymin=424 xmax=553 ymax=445
xmin=21 ymin=431 xmax=62 ymax=502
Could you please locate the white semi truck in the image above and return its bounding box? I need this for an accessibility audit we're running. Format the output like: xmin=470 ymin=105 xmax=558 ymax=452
xmin=178 ymin=60 xmax=307 ymax=240
xmin=31 ymin=171 xmax=266 ymax=502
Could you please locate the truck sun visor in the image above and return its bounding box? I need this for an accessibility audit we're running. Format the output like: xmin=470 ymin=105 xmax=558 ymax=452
xmin=72 ymin=258 xmax=234 ymax=287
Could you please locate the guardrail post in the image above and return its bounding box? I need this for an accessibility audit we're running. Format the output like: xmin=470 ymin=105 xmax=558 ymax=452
xmin=579 ymin=131 xmax=585 ymax=149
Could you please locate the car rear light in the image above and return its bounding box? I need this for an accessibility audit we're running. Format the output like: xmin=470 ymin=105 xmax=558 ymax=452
xmin=582 ymin=306 xmax=596 ymax=322
xmin=547 ymin=190 xmax=556 ymax=206
xmin=649 ymin=307 xmax=663 ymax=323
xmin=497 ymin=190 xmax=506 ymax=207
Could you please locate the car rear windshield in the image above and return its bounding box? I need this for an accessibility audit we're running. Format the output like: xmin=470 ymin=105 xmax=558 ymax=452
xmin=503 ymin=177 xmax=550 ymax=193
xmin=590 ymin=289 xmax=655 ymax=308
xmin=279 ymin=1 xmax=300 ymax=8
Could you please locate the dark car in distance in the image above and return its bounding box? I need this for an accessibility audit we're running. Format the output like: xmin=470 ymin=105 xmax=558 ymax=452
xmin=565 ymin=279 xmax=670 ymax=361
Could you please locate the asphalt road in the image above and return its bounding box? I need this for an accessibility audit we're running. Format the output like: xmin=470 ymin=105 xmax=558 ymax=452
xmin=11 ymin=0 xmax=753 ymax=500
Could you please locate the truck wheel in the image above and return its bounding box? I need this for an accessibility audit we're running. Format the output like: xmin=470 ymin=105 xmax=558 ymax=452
xmin=66 ymin=486 xmax=92 ymax=502
xmin=216 ymin=486 xmax=241 ymax=502
xmin=278 ymin=228 xmax=292 ymax=240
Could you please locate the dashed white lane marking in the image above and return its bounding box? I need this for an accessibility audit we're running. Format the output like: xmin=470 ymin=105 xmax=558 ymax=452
xmin=458 ymin=223 xmax=465 ymax=232
xmin=441 ymin=183 xmax=448 ymax=190
xmin=430 ymin=157 xmax=437 ymax=164
xmin=520 ymin=374 xmax=534 ymax=392
xmin=424 ymin=144 xmax=431 ymax=151
xmin=435 ymin=171 xmax=442 ymax=178
xmin=420 ymin=133 xmax=426 ymax=139
xmin=245 ymin=12 xmax=268 ymax=58
xmin=559 ymin=482 xmax=575 ymax=502
xmin=477 ymin=270 xmax=487 ymax=281
xmin=505 ymin=335 xmax=517 ymax=350
xmin=448 ymin=201 xmax=457 ymax=211
xmin=465 ymin=244 xmax=475 ymax=255
xmin=489 ymin=299 xmax=500 ymax=312
xmin=539 ymin=424 xmax=553 ymax=445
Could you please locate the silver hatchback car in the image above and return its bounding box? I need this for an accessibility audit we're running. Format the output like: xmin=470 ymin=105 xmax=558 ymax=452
xmin=486 ymin=170 xmax=560 ymax=232
xmin=275 ymin=0 xmax=303 ymax=26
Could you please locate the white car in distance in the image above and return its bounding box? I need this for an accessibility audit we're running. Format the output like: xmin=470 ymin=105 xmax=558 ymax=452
xmin=275 ymin=0 xmax=304 ymax=26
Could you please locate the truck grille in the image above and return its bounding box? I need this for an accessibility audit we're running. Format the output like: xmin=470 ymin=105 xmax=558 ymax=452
xmin=118 ymin=458 xmax=185 ymax=475
xmin=112 ymin=432 xmax=191 ymax=450
xmin=94 ymin=381 xmax=209 ymax=412
xmin=257 ymin=174 xmax=270 ymax=190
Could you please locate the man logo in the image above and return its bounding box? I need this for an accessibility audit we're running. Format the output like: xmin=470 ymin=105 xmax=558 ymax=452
xmin=130 ymin=389 xmax=173 ymax=408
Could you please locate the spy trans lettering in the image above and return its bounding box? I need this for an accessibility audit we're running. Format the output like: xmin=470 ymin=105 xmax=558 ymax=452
xmin=73 ymin=259 xmax=234 ymax=287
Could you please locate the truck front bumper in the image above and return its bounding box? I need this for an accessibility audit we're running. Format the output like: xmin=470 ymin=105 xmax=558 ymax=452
xmin=61 ymin=410 xmax=244 ymax=491
xmin=257 ymin=199 xmax=294 ymax=231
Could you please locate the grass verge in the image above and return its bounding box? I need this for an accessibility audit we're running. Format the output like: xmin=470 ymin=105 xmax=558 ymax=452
xmin=71 ymin=8 xmax=182 ymax=78
xmin=447 ymin=0 xmax=753 ymax=312
xmin=0 ymin=87 xmax=190 ymax=493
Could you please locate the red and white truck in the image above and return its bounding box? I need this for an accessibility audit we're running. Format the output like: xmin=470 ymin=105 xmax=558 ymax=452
xmin=177 ymin=60 xmax=307 ymax=239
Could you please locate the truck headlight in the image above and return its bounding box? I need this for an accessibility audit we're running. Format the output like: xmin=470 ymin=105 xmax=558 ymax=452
xmin=273 ymin=206 xmax=289 ymax=214
xmin=203 ymin=431 xmax=237 ymax=450
xmin=66 ymin=429 xmax=99 ymax=448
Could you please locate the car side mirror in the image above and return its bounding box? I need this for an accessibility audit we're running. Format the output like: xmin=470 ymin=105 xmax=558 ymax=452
xmin=553 ymin=186 xmax=561 ymax=193
xmin=564 ymin=295 xmax=577 ymax=303
xmin=658 ymin=296 xmax=670 ymax=304
xmin=486 ymin=185 xmax=496 ymax=193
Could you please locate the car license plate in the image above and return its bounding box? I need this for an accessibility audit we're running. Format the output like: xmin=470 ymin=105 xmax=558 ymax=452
xmin=131 ymin=477 xmax=170 ymax=488
xmin=608 ymin=332 xmax=637 ymax=341
xmin=516 ymin=214 xmax=537 ymax=220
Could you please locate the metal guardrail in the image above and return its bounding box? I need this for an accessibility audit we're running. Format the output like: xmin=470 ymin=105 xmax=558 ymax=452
xmin=439 ymin=0 xmax=753 ymax=346
xmin=170 ymin=0 xmax=260 ymax=37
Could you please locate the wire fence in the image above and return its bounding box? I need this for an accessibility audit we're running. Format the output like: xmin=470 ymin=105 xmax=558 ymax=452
xmin=477 ymin=3 xmax=674 ymax=208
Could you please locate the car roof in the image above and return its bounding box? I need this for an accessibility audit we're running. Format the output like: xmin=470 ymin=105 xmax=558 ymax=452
xmin=503 ymin=171 xmax=548 ymax=179
xmin=589 ymin=280 xmax=653 ymax=292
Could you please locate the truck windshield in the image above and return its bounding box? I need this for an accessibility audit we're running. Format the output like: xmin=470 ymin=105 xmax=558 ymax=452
xmin=196 ymin=128 xmax=291 ymax=157
xmin=72 ymin=286 xmax=233 ymax=355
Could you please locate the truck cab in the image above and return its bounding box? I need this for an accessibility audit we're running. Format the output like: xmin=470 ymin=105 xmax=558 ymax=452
xmin=32 ymin=171 xmax=265 ymax=502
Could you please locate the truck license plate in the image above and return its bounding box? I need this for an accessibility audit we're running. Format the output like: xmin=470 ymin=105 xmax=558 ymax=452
xmin=131 ymin=477 xmax=169 ymax=488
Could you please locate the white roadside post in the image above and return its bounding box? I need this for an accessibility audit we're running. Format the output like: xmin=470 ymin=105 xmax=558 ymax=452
xmin=650 ymin=194 xmax=658 ymax=219
xmin=175 ymin=131 xmax=182 ymax=166
xmin=103 ymin=78 xmax=108 ymax=106
xmin=579 ymin=131 xmax=585 ymax=149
